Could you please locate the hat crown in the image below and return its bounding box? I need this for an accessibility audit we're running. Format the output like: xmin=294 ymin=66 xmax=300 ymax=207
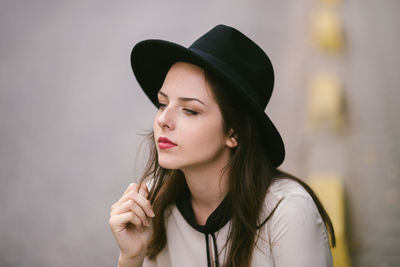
xmin=189 ymin=24 xmax=274 ymax=109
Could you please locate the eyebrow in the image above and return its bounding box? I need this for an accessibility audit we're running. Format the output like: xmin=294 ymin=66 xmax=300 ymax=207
xmin=158 ymin=91 xmax=206 ymax=106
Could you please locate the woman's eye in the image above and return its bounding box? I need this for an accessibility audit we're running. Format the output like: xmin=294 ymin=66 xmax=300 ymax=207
xmin=183 ymin=108 xmax=198 ymax=115
xmin=158 ymin=103 xmax=166 ymax=110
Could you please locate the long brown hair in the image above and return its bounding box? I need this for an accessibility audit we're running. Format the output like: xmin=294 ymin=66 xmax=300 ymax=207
xmin=139 ymin=68 xmax=335 ymax=266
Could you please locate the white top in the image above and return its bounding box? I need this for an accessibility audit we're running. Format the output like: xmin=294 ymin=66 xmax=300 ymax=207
xmin=143 ymin=178 xmax=333 ymax=267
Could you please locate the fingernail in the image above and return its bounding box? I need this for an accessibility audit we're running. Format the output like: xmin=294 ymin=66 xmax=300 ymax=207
xmin=149 ymin=209 xmax=155 ymax=217
xmin=144 ymin=219 xmax=149 ymax=227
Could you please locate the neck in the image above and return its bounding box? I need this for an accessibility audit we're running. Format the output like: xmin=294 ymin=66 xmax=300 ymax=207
xmin=181 ymin=151 xmax=231 ymax=225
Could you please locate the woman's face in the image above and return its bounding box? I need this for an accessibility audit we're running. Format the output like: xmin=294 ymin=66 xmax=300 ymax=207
xmin=153 ymin=62 xmax=237 ymax=171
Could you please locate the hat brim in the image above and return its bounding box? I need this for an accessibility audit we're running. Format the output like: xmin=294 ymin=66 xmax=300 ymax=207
xmin=131 ymin=39 xmax=285 ymax=167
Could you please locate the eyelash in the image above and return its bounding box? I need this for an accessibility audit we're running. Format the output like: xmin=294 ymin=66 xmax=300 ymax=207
xmin=158 ymin=103 xmax=166 ymax=109
xmin=157 ymin=103 xmax=198 ymax=116
xmin=183 ymin=108 xmax=198 ymax=115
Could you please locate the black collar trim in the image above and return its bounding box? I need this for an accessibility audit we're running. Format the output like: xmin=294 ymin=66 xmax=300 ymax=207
xmin=176 ymin=184 xmax=232 ymax=234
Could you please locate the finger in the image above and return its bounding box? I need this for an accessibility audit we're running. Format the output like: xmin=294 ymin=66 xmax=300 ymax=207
xmin=119 ymin=190 xmax=155 ymax=218
xmin=111 ymin=199 xmax=134 ymax=216
xmin=109 ymin=211 xmax=144 ymax=231
xmin=109 ymin=211 xmax=134 ymax=228
xmin=112 ymin=195 xmax=154 ymax=224
xmin=117 ymin=190 xmax=147 ymax=208
xmin=114 ymin=183 xmax=139 ymax=207
xmin=111 ymin=199 xmax=149 ymax=225
xmin=129 ymin=215 xmax=143 ymax=230
xmin=116 ymin=190 xmax=135 ymax=207
xmin=111 ymin=198 xmax=125 ymax=211
xmin=110 ymin=183 xmax=138 ymax=211
xmin=138 ymin=183 xmax=149 ymax=198
xmin=130 ymin=201 xmax=150 ymax=226
xmin=123 ymin=182 xmax=138 ymax=195
xmin=110 ymin=199 xmax=126 ymax=213
xmin=133 ymin=192 xmax=155 ymax=218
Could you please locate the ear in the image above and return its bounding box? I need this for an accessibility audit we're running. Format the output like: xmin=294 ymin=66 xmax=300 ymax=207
xmin=225 ymin=129 xmax=238 ymax=148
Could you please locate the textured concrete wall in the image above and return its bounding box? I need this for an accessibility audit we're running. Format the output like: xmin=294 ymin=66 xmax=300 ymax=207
xmin=0 ymin=1 xmax=399 ymax=266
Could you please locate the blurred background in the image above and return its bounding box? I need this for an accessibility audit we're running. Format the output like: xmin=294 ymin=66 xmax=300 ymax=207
xmin=1 ymin=0 xmax=399 ymax=266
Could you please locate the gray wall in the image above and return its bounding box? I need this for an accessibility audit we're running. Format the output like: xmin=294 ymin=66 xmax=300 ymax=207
xmin=1 ymin=1 xmax=399 ymax=266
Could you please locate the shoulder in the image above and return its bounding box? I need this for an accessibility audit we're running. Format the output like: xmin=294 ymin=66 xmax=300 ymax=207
xmin=259 ymin=178 xmax=333 ymax=266
xmin=262 ymin=178 xmax=331 ymax=249
xmin=263 ymin=178 xmax=313 ymax=216
xmin=267 ymin=178 xmax=310 ymax=197
xmin=261 ymin=177 xmax=330 ymax=243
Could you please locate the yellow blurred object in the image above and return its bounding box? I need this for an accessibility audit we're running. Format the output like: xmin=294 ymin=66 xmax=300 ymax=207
xmin=308 ymin=174 xmax=351 ymax=267
xmin=311 ymin=8 xmax=344 ymax=52
xmin=307 ymin=73 xmax=344 ymax=132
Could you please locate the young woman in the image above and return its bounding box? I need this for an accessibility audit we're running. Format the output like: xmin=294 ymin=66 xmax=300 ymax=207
xmin=109 ymin=24 xmax=335 ymax=267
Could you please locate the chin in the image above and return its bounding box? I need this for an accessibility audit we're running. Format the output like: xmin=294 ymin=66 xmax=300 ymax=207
xmin=157 ymin=157 xmax=180 ymax=170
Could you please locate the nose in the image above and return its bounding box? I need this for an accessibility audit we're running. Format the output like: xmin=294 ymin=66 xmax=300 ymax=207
xmin=155 ymin=107 xmax=175 ymax=130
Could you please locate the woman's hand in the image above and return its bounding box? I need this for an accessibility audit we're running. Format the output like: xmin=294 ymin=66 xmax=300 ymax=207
xmin=109 ymin=183 xmax=155 ymax=266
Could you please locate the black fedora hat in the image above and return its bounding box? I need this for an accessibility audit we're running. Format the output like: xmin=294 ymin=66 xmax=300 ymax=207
xmin=131 ymin=24 xmax=285 ymax=167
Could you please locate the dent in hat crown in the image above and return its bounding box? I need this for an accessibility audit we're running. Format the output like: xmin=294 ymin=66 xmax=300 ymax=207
xmin=188 ymin=24 xmax=275 ymax=109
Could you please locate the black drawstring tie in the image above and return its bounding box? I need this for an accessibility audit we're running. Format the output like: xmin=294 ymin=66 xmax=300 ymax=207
xmin=205 ymin=232 xmax=219 ymax=267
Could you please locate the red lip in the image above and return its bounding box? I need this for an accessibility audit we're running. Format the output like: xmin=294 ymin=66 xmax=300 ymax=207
xmin=158 ymin=136 xmax=177 ymax=149
xmin=158 ymin=137 xmax=177 ymax=145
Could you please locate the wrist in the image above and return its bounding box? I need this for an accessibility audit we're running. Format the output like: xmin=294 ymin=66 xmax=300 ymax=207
xmin=118 ymin=252 xmax=145 ymax=267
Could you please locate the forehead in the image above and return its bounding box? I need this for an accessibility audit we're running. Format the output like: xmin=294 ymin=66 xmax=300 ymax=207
xmin=159 ymin=62 xmax=215 ymax=101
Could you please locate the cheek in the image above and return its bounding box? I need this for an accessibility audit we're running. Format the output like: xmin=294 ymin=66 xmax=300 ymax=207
xmin=185 ymin=117 xmax=226 ymax=148
xmin=153 ymin=114 xmax=162 ymax=135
